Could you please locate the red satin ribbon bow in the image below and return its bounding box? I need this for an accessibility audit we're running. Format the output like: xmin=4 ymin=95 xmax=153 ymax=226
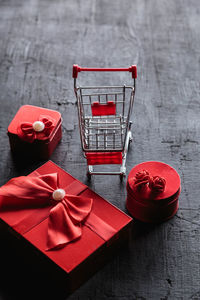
xmin=130 ymin=169 xmax=166 ymax=193
xmin=17 ymin=115 xmax=55 ymax=143
xmin=0 ymin=173 xmax=93 ymax=250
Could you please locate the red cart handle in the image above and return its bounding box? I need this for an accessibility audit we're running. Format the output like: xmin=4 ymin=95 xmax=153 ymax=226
xmin=72 ymin=64 xmax=137 ymax=79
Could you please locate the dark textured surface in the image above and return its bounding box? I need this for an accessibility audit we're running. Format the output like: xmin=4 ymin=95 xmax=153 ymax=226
xmin=0 ymin=0 xmax=200 ymax=299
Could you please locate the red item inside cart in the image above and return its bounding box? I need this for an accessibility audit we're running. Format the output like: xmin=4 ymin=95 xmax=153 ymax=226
xmin=86 ymin=152 xmax=122 ymax=165
xmin=91 ymin=101 xmax=116 ymax=116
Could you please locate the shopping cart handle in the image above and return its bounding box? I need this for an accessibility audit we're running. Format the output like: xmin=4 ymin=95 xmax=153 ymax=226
xmin=72 ymin=64 xmax=137 ymax=79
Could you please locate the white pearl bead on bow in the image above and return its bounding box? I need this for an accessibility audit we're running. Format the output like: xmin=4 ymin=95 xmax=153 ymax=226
xmin=52 ymin=189 xmax=66 ymax=201
xmin=32 ymin=121 xmax=45 ymax=132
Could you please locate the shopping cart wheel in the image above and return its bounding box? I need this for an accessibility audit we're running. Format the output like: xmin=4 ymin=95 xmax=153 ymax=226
xmin=120 ymin=173 xmax=126 ymax=181
xmin=87 ymin=171 xmax=92 ymax=180
xmin=87 ymin=166 xmax=93 ymax=180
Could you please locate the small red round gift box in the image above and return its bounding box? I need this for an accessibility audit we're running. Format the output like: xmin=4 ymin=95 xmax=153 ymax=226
xmin=7 ymin=105 xmax=62 ymax=160
xmin=126 ymin=161 xmax=181 ymax=223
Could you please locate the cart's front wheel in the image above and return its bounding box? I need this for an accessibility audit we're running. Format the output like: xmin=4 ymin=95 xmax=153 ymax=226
xmin=87 ymin=171 xmax=92 ymax=180
xmin=120 ymin=173 xmax=126 ymax=181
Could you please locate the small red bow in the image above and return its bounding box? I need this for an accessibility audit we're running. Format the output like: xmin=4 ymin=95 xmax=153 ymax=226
xmin=149 ymin=176 xmax=166 ymax=193
xmin=131 ymin=170 xmax=166 ymax=194
xmin=17 ymin=115 xmax=55 ymax=143
xmin=0 ymin=173 xmax=93 ymax=250
xmin=132 ymin=170 xmax=150 ymax=189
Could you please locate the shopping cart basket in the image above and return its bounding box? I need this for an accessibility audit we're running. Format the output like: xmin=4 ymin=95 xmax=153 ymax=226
xmin=73 ymin=65 xmax=137 ymax=179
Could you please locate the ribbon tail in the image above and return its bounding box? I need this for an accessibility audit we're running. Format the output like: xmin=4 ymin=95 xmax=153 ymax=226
xmin=47 ymin=202 xmax=82 ymax=251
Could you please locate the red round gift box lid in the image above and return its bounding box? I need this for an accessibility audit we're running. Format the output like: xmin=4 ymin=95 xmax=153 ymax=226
xmin=127 ymin=161 xmax=181 ymax=201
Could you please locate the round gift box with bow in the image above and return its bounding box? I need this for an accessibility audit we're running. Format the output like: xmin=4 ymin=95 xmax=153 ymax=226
xmin=126 ymin=161 xmax=181 ymax=223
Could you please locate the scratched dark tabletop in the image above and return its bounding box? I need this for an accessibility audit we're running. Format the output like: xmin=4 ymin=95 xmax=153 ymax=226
xmin=0 ymin=0 xmax=200 ymax=299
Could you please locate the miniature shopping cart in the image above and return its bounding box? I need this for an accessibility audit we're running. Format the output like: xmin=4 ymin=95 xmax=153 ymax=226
xmin=73 ymin=65 xmax=137 ymax=179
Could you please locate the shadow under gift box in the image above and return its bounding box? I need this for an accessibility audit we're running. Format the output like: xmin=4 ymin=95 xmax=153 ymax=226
xmin=7 ymin=105 xmax=62 ymax=160
xmin=0 ymin=161 xmax=132 ymax=298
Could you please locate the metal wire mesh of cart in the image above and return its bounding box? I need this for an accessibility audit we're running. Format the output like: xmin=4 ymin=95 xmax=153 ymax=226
xmin=79 ymin=86 xmax=134 ymax=152
xmin=73 ymin=65 xmax=137 ymax=177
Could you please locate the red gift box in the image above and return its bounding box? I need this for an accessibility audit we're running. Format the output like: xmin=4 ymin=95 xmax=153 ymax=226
xmin=126 ymin=161 xmax=181 ymax=223
xmin=0 ymin=161 xmax=132 ymax=296
xmin=7 ymin=105 xmax=62 ymax=160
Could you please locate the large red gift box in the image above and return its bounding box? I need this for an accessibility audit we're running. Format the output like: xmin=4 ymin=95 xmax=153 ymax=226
xmin=0 ymin=161 xmax=132 ymax=296
xmin=7 ymin=105 xmax=62 ymax=160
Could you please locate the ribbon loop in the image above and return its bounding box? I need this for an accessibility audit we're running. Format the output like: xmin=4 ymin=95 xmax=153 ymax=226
xmin=132 ymin=170 xmax=150 ymax=190
xmin=149 ymin=176 xmax=166 ymax=193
